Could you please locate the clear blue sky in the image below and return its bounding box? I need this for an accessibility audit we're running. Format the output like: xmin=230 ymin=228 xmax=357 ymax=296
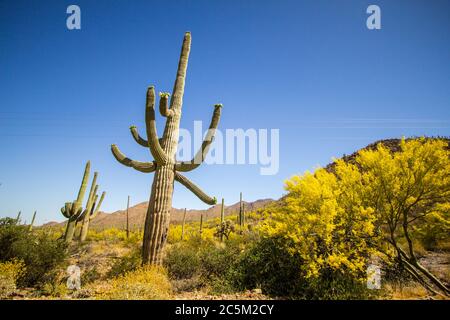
xmin=1 ymin=0 xmax=449 ymax=225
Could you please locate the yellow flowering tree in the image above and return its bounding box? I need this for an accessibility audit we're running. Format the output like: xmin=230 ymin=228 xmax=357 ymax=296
xmin=356 ymin=138 xmax=450 ymax=295
xmin=261 ymin=138 xmax=449 ymax=296
xmin=261 ymin=166 xmax=379 ymax=281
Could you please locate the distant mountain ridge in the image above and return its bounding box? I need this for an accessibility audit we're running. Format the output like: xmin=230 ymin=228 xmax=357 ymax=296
xmin=45 ymin=198 xmax=275 ymax=231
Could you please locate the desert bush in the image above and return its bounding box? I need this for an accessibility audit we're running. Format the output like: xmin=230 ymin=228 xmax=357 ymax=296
xmin=0 ymin=259 xmax=25 ymax=299
xmin=164 ymin=242 xmax=200 ymax=280
xmin=107 ymin=246 xmax=141 ymax=278
xmin=236 ymin=236 xmax=374 ymax=299
xmin=41 ymin=281 xmax=68 ymax=298
xmin=95 ymin=266 xmax=171 ymax=300
xmin=81 ymin=266 xmax=102 ymax=285
xmin=0 ymin=219 xmax=68 ymax=287
xmin=164 ymin=235 xmax=251 ymax=294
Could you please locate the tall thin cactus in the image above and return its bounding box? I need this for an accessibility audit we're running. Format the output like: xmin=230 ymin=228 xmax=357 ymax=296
xmin=199 ymin=214 xmax=204 ymax=238
xmin=126 ymin=196 xmax=130 ymax=239
xmin=111 ymin=32 xmax=222 ymax=265
xmin=220 ymin=198 xmax=225 ymax=241
xmin=238 ymin=192 xmax=246 ymax=232
xmin=181 ymin=208 xmax=187 ymax=241
xmin=28 ymin=211 xmax=37 ymax=231
xmin=15 ymin=211 xmax=21 ymax=225
xmin=61 ymin=162 xmax=90 ymax=242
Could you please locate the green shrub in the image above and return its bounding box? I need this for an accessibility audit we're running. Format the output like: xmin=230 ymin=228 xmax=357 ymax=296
xmin=237 ymin=236 xmax=375 ymax=299
xmin=107 ymin=246 xmax=141 ymax=278
xmin=0 ymin=259 xmax=26 ymax=298
xmin=81 ymin=266 xmax=102 ymax=285
xmin=41 ymin=281 xmax=68 ymax=298
xmin=0 ymin=218 xmax=68 ymax=287
xmin=164 ymin=242 xmax=200 ymax=280
xmin=164 ymin=236 xmax=249 ymax=295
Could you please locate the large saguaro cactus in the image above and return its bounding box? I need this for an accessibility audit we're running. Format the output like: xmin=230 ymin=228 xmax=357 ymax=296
xmin=111 ymin=32 xmax=222 ymax=264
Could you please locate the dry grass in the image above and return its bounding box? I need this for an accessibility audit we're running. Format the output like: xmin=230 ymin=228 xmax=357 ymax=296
xmin=86 ymin=266 xmax=172 ymax=300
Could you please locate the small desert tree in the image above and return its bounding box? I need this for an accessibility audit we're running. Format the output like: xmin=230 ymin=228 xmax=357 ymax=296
xmin=355 ymin=138 xmax=450 ymax=295
xmin=263 ymin=138 xmax=449 ymax=296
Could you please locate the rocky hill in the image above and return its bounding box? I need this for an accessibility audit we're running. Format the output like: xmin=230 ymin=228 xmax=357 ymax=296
xmin=325 ymin=137 xmax=449 ymax=173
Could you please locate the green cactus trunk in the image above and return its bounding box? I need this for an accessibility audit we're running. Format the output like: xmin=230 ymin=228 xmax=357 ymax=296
xmin=111 ymin=32 xmax=222 ymax=265
xmin=181 ymin=208 xmax=186 ymax=241
xmin=199 ymin=214 xmax=203 ymax=238
xmin=28 ymin=211 xmax=37 ymax=231
xmin=220 ymin=198 xmax=225 ymax=242
xmin=238 ymin=192 xmax=245 ymax=232
xmin=64 ymin=220 xmax=77 ymax=242
xmin=126 ymin=196 xmax=130 ymax=239
xmin=143 ymin=166 xmax=176 ymax=264
xmin=15 ymin=211 xmax=21 ymax=225
xmin=79 ymin=172 xmax=98 ymax=242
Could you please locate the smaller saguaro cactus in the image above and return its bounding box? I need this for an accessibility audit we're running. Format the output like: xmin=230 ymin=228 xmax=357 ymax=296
xmin=215 ymin=198 xmax=235 ymax=241
xmin=28 ymin=211 xmax=37 ymax=231
xmin=220 ymin=198 xmax=225 ymax=241
xmin=221 ymin=198 xmax=225 ymax=224
xmin=61 ymin=161 xmax=91 ymax=242
xmin=237 ymin=192 xmax=246 ymax=234
xmin=181 ymin=208 xmax=187 ymax=241
xmin=15 ymin=211 xmax=21 ymax=225
xmin=199 ymin=214 xmax=204 ymax=238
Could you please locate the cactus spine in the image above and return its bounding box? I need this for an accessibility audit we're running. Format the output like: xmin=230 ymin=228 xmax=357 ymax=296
xmin=111 ymin=32 xmax=222 ymax=265
xmin=61 ymin=161 xmax=90 ymax=242
xmin=29 ymin=211 xmax=37 ymax=231
xmin=181 ymin=208 xmax=186 ymax=241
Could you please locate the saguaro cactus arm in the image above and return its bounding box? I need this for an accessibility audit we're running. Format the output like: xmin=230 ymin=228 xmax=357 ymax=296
xmin=174 ymin=172 xmax=217 ymax=205
xmin=159 ymin=92 xmax=173 ymax=117
xmin=170 ymin=32 xmax=191 ymax=113
xmin=111 ymin=144 xmax=157 ymax=173
xmin=76 ymin=161 xmax=91 ymax=205
xmin=130 ymin=126 xmax=148 ymax=147
xmin=145 ymin=86 xmax=169 ymax=165
xmin=61 ymin=202 xmax=83 ymax=219
xmin=79 ymin=182 xmax=98 ymax=221
xmin=90 ymin=191 xmax=106 ymax=220
xmin=87 ymin=172 xmax=98 ymax=204
xmin=176 ymin=104 xmax=222 ymax=172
